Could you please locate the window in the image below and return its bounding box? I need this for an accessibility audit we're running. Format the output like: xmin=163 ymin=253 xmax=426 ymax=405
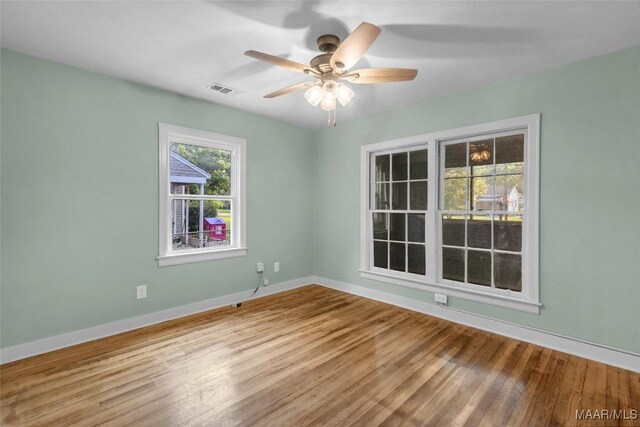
xmin=360 ymin=114 xmax=540 ymax=313
xmin=158 ymin=123 xmax=246 ymax=266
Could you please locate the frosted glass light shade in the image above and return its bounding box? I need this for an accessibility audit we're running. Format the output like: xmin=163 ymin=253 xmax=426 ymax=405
xmin=320 ymin=95 xmax=336 ymax=111
xmin=322 ymin=80 xmax=338 ymax=97
xmin=336 ymin=83 xmax=355 ymax=106
xmin=304 ymin=86 xmax=322 ymax=106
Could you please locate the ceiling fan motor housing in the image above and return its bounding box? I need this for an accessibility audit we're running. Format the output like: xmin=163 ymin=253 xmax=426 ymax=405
xmin=311 ymin=34 xmax=341 ymax=74
xmin=316 ymin=34 xmax=340 ymax=53
xmin=310 ymin=53 xmax=334 ymax=73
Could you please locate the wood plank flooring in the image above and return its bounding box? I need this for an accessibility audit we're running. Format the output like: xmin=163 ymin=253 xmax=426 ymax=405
xmin=1 ymin=285 xmax=638 ymax=426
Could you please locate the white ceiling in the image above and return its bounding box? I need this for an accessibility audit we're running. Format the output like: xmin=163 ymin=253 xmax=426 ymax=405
xmin=2 ymin=1 xmax=640 ymax=128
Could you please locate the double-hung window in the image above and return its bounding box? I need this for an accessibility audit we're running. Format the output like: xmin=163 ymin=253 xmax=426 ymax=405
xmin=361 ymin=114 xmax=540 ymax=313
xmin=158 ymin=123 xmax=246 ymax=266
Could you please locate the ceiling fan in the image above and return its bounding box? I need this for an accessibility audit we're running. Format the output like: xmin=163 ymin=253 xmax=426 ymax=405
xmin=244 ymin=22 xmax=418 ymax=125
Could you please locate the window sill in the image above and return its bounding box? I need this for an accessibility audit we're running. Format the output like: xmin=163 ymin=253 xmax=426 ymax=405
xmin=158 ymin=247 xmax=248 ymax=267
xmin=359 ymin=270 xmax=540 ymax=314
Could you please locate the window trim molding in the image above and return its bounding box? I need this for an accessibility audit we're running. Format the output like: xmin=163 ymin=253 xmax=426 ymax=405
xmin=360 ymin=114 xmax=540 ymax=313
xmin=157 ymin=123 xmax=247 ymax=267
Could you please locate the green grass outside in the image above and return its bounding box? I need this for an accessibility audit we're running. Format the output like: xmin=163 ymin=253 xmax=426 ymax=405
xmin=217 ymin=209 xmax=231 ymax=230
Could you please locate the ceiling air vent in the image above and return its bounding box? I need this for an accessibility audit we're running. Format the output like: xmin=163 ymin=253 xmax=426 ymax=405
xmin=208 ymin=82 xmax=242 ymax=96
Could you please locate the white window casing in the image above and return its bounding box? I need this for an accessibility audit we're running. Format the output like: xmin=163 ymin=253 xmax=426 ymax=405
xmin=360 ymin=114 xmax=540 ymax=313
xmin=158 ymin=123 xmax=247 ymax=266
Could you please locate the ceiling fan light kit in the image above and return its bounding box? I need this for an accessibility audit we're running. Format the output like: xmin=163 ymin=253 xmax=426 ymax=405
xmin=245 ymin=22 xmax=418 ymax=126
xmin=311 ymin=80 xmax=354 ymax=111
xmin=470 ymin=150 xmax=491 ymax=162
xmin=470 ymin=143 xmax=492 ymax=162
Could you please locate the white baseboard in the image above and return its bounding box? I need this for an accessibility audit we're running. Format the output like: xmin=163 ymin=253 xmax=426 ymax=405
xmin=311 ymin=275 xmax=640 ymax=373
xmin=0 ymin=276 xmax=313 ymax=364
xmin=3 ymin=275 xmax=638 ymax=372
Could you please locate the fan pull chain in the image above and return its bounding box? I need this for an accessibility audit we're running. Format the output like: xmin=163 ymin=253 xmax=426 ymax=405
xmin=327 ymin=108 xmax=337 ymax=126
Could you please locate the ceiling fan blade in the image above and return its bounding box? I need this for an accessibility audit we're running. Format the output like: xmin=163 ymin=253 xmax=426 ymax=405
xmin=244 ymin=50 xmax=313 ymax=74
xmin=330 ymin=22 xmax=381 ymax=72
xmin=264 ymin=81 xmax=318 ymax=98
xmin=343 ymin=68 xmax=418 ymax=84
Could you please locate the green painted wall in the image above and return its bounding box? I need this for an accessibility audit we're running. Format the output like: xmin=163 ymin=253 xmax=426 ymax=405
xmin=0 ymin=49 xmax=314 ymax=348
xmin=313 ymin=45 xmax=640 ymax=353
xmin=2 ymin=46 xmax=639 ymax=354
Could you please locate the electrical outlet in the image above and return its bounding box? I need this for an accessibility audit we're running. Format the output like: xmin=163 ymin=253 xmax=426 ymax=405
xmin=434 ymin=293 xmax=447 ymax=304
xmin=264 ymin=278 xmax=269 ymax=285
xmin=274 ymin=262 xmax=280 ymax=272
xmin=137 ymin=285 xmax=147 ymax=300
xmin=256 ymin=262 xmax=264 ymax=273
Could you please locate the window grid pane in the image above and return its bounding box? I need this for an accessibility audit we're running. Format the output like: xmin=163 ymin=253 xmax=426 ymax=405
xmin=392 ymin=152 xmax=408 ymax=181
xmin=410 ymin=149 xmax=428 ymax=180
xmin=375 ymin=155 xmax=390 ymax=182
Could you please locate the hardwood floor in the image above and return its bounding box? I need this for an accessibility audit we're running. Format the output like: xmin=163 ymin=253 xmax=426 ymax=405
xmin=1 ymin=285 xmax=638 ymax=426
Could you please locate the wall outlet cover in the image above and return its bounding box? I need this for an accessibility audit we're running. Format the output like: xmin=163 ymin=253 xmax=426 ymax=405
xmin=137 ymin=285 xmax=147 ymax=300
xmin=435 ymin=293 xmax=448 ymax=304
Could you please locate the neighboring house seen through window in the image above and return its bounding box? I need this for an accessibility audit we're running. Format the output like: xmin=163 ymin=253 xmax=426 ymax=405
xmin=361 ymin=115 xmax=540 ymax=313
xmin=158 ymin=124 xmax=246 ymax=266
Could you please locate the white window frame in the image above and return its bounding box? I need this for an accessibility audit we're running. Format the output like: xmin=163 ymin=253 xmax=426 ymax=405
xmin=157 ymin=123 xmax=247 ymax=266
xmin=360 ymin=114 xmax=540 ymax=313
